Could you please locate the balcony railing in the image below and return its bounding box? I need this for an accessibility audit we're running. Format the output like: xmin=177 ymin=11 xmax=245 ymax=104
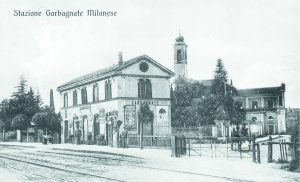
xmin=244 ymin=106 xmax=284 ymax=111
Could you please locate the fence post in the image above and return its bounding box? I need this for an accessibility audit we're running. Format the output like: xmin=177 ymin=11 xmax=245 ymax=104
xmin=226 ymin=137 xmax=228 ymax=159
xmin=199 ymin=139 xmax=202 ymax=157
xmin=268 ymin=136 xmax=273 ymax=163
xmin=279 ymin=139 xmax=283 ymax=161
xmin=171 ymin=136 xmax=176 ymax=157
xmin=211 ymin=138 xmax=213 ymax=158
xmin=182 ymin=136 xmax=186 ymax=154
xmin=284 ymin=140 xmax=288 ymax=161
xmin=178 ymin=137 xmax=181 ymax=157
xmin=188 ymin=139 xmax=190 ymax=157
xmin=139 ymin=122 xmax=143 ymax=149
xmin=252 ymin=135 xmax=256 ymax=162
xmin=239 ymin=141 xmax=242 ymax=159
xmin=214 ymin=140 xmax=217 ymax=158
xmin=257 ymin=144 xmax=261 ymax=163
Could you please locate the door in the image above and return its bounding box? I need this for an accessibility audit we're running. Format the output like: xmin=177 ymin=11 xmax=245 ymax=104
xmin=106 ymin=123 xmax=113 ymax=146
xmin=94 ymin=118 xmax=100 ymax=144
xmin=268 ymin=125 xmax=274 ymax=135
xmin=64 ymin=120 xmax=68 ymax=143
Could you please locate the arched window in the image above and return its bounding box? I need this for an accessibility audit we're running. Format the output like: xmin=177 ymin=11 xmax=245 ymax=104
xmin=63 ymin=93 xmax=68 ymax=107
xmin=252 ymin=101 xmax=258 ymax=109
xmin=105 ymin=80 xmax=112 ymax=99
xmin=177 ymin=50 xmax=182 ymax=62
xmin=138 ymin=79 xmax=152 ymax=98
xmin=93 ymin=83 xmax=99 ymax=102
xmin=81 ymin=87 xmax=88 ymax=104
xmin=268 ymin=116 xmax=273 ymax=120
xmin=73 ymin=90 xmax=77 ymax=106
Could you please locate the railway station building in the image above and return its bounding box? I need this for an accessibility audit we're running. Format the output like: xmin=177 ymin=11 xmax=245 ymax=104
xmin=57 ymin=54 xmax=174 ymax=146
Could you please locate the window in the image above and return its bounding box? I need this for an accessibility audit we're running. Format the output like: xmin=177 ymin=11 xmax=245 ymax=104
xmin=81 ymin=87 xmax=88 ymax=104
xmin=177 ymin=50 xmax=182 ymax=62
xmin=73 ymin=90 xmax=77 ymax=106
xmin=268 ymin=116 xmax=273 ymax=120
xmin=138 ymin=79 xmax=152 ymax=98
xmin=252 ymin=101 xmax=258 ymax=109
xmin=63 ymin=93 xmax=68 ymax=107
xmin=279 ymin=96 xmax=283 ymax=106
xmin=139 ymin=62 xmax=149 ymax=72
xmin=267 ymin=100 xmax=273 ymax=108
xmin=105 ymin=80 xmax=112 ymax=99
xmin=93 ymin=83 xmax=99 ymax=102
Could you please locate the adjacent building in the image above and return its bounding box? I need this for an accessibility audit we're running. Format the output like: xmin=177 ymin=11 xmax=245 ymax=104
xmin=57 ymin=54 xmax=174 ymax=145
xmin=235 ymin=84 xmax=286 ymax=135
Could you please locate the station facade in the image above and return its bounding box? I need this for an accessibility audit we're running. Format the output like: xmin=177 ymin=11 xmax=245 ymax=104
xmin=57 ymin=54 xmax=174 ymax=145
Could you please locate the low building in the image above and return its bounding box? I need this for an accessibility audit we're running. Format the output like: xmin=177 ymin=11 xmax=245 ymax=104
xmin=57 ymin=54 xmax=174 ymax=146
xmin=235 ymin=84 xmax=286 ymax=135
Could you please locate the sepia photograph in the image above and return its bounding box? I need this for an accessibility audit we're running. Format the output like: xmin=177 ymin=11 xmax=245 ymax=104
xmin=0 ymin=0 xmax=299 ymax=181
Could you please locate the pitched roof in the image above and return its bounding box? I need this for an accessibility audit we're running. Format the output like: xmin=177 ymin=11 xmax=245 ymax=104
xmin=57 ymin=55 xmax=174 ymax=92
xmin=237 ymin=85 xmax=285 ymax=97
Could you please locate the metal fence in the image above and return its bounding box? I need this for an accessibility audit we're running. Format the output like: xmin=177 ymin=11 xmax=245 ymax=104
xmin=171 ymin=136 xmax=260 ymax=162
xmin=127 ymin=135 xmax=171 ymax=148
xmin=171 ymin=126 xmax=213 ymax=138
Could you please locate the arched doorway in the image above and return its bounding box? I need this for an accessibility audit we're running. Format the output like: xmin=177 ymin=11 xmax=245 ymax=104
xmin=268 ymin=116 xmax=274 ymax=135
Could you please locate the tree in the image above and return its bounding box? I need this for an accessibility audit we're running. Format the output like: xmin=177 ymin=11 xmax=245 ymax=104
xmin=8 ymin=77 xmax=42 ymax=131
xmin=171 ymin=77 xmax=209 ymax=127
xmin=12 ymin=75 xmax=27 ymax=98
xmin=36 ymin=90 xmax=44 ymax=107
xmin=11 ymin=114 xmax=29 ymax=131
xmin=0 ymin=99 xmax=11 ymax=141
xmin=138 ymin=103 xmax=154 ymax=149
xmin=211 ymin=59 xmax=228 ymax=96
xmin=210 ymin=59 xmax=245 ymax=125
xmin=32 ymin=106 xmax=61 ymax=135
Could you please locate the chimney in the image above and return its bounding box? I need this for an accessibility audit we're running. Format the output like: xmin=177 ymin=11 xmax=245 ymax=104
xmin=118 ymin=51 xmax=123 ymax=65
xmin=281 ymin=83 xmax=285 ymax=91
xmin=230 ymin=79 xmax=233 ymax=85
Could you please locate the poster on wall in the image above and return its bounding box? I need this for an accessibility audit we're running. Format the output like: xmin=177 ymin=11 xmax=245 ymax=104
xmin=156 ymin=106 xmax=169 ymax=125
xmin=125 ymin=105 xmax=136 ymax=129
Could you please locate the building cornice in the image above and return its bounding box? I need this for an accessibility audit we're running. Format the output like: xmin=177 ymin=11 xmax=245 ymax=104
xmin=60 ymin=97 xmax=170 ymax=110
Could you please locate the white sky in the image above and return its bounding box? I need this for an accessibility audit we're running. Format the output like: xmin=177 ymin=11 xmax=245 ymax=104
xmin=0 ymin=0 xmax=300 ymax=110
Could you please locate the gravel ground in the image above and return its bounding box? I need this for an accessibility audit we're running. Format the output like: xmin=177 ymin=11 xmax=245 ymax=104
xmin=0 ymin=142 xmax=299 ymax=182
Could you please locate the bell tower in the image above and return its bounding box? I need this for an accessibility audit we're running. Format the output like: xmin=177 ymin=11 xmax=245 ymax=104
xmin=174 ymin=33 xmax=188 ymax=78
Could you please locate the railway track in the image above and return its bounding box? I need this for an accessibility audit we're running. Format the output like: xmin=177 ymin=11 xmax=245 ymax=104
xmin=0 ymin=145 xmax=256 ymax=182
xmin=0 ymin=153 xmax=125 ymax=182
xmin=4 ymin=165 xmax=66 ymax=182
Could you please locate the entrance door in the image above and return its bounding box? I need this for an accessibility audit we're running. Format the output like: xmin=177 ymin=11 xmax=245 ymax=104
xmin=106 ymin=123 xmax=113 ymax=146
xmin=64 ymin=120 xmax=68 ymax=143
xmin=268 ymin=125 xmax=274 ymax=135
xmin=94 ymin=118 xmax=100 ymax=144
